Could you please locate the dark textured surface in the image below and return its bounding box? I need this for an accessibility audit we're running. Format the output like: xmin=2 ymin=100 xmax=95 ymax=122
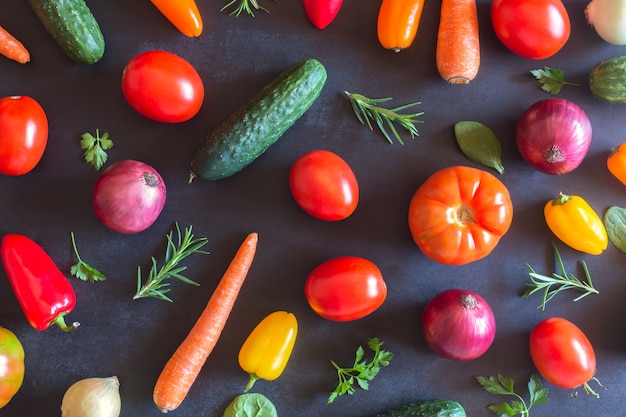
xmin=1 ymin=1 xmax=626 ymax=416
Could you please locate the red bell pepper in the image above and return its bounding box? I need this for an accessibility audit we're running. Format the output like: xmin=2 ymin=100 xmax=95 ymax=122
xmin=303 ymin=0 xmax=343 ymax=29
xmin=1 ymin=234 xmax=79 ymax=332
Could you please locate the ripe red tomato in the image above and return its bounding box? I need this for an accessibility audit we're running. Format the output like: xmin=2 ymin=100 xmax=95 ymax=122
xmin=121 ymin=50 xmax=204 ymax=123
xmin=0 ymin=96 xmax=48 ymax=176
xmin=289 ymin=150 xmax=359 ymax=221
xmin=408 ymin=166 xmax=513 ymax=265
xmin=304 ymin=256 xmax=386 ymax=322
xmin=491 ymin=0 xmax=570 ymax=59
xmin=529 ymin=317 xmax=598 ymax=393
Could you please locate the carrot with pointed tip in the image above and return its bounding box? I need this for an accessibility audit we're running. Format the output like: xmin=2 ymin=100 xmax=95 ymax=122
xmin=435 ymin=0 xmax=480 ymax=84
xmin=0 ymin=26 xmax=30 ymax=64
xmin=153 ymin=232 xmax=258 ymax=413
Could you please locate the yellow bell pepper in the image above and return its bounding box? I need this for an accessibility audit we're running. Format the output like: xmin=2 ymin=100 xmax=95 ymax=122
xmin=238 ymin=311 xmax=298 ymax=391
xmin=544 ymin=192 xmax=607 ymax=255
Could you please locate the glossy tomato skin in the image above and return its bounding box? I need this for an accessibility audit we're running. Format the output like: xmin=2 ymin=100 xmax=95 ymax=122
xmin=305 ymin=256 xmax=386 ymax=322
xmin=289 ymin=150 xmax=359 ymax=221
xmin=121 ymin=50 xmax=204 ymax=123
xmin=491 ymin=0 xmax=570 ymax=59
xmin=0 ymin=96 xmax=48 ymax=176
xmin=529 ymin=317 xmax=597 ymax=390
xmin=408 ymin=166 xmax=513 ymax=265
xmin=0 ymin=326 xmax=25 ymax=408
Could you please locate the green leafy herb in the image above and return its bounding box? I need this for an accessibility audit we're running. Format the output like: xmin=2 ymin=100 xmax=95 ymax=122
xmin=476 ymin=373 xmax=548 ymax=417
xmin=530 ymin=67 xmax=579 ymax=95
xmin=79 ymin=129 xmax=114 ymax=170
xmin=223 ymin=393 xmax=277 ymax=417
xmin=220 ymin=0 xmax=271 ymax=16
xmin=328 ymin=337 xmax=393 ymax=404
xmin=604 ymin=205 xmax=626 ymax=253
xmin=70 ymin=232 xmax=107 ymax=282
xmin=345 ymin=91 xmax=423 ymax=145
xmin=523 ymin=242 xmax=598 ymax=310
xmin=454 ymin=121 xmax=504 ymax=174
xmin=134 ymin=223 xmax=209 ymax=302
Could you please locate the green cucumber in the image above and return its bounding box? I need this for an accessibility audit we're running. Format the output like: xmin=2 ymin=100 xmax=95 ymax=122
xmin=589 ymin=55 xmax=626 ymax=103
xmin=375 ymin=400 xmax=466 ymax=417
xmin=28 ymin=0 xmax=105 ymax=64
xmin=190 ymin=58 xmax=327 ymax=181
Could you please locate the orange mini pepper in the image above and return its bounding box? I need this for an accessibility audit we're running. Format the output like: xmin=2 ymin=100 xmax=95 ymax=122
xmin=150 ymin=0 xmax=203 ymax=37
xmin=377 ymin=0 xmax=426 ymax=52
xmin=607 ymin=142 xmax=626 ymax=186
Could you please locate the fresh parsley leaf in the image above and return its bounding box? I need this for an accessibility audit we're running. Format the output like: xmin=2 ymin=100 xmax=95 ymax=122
xmin=80 ymin=129 xmax=114 ymax=170
xmin=476 ymin=373 xmax=548 ymax=417
xmin=530 ymin=67 xmax=579 ymax=95
xmin=70 ymin=232 xmax=107 ymax=282
xmin=328 ymin=337 xmax=393 ymax=404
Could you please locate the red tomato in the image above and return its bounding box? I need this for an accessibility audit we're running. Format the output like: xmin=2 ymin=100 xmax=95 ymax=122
xmin=0 ymin=96 xmax=48 ymax=176
xmin=289 ymin=150 xmax=359 ymax=221
xmin=529 ymin=317 xmax=599 ymax=393
xmin=304 ymin=256 xmax=386 ymax=322
xmin=121 ymin=50 xmax=204 ymax=123
xmin=491 ymin=0 xmax=570 ymax=60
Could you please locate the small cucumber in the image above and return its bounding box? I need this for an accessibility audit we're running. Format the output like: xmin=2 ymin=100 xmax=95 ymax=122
xmin=375 ymin=399 xmax=467 ymax=417
xmin=589 ymin=55 xmax=626 ymax=103
xmin=28 ymin=0 xmax=105 ymax=64
xmin=190 ymin=58 xmax=327 ymax=181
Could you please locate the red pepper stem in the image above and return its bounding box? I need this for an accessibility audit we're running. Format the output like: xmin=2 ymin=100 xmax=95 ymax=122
xmin=244 ymin=373 xmax=260 ymax=392
xmin=52 ymin=314 xmax=80 ymax=332
xmin=551 ymin=192 xmax=571 ymax=206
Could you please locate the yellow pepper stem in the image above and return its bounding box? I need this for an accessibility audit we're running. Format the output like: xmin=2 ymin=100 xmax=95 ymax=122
xmin=245 ymin=373 xmax=260 ymax=392
xmin=551 ymin=192 xmax=571 ymax=206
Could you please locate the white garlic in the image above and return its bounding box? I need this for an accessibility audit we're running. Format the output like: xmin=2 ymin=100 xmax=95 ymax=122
xmin=61 ymin=376 xmax=121 ymax=417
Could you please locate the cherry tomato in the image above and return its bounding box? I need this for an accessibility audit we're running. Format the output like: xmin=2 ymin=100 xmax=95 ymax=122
xmin=491 ymin=0 xmax=570 ymax=60
xmin=0 ymin=96 xmax=48 ymax=176
xmin=121 ymin=50 xmax=204 ymax=123
xmin=289 ymin=150 xmax=359 ymax=221
xmin=408 ymin=166 xmax=513 ymax=265
xmin=529 ymin=317 xmax=599 ymax=394
xmin=0 ymin=325 xmax=25 ymax=409
xmin=304 ymin=256 xmax=386 ymax=322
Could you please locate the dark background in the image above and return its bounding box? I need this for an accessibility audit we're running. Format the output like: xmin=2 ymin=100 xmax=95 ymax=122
xmin=1 ymin=0 xmax=626 ymax=416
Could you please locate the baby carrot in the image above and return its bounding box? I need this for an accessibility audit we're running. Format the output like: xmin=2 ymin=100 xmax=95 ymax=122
xmin=153 ymin=232 xmax=258 ymax=413
xmin=0 ymin=26 xmax=30 ymax=64
xmin=435 ymin=0 xmax=480 ymax=84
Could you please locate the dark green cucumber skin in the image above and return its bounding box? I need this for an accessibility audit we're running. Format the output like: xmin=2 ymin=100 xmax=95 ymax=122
xmin=190 ymin=58 xmax=327 ymax=181
xmin=589 ymin=55 xmax=626 ymax=103
xmin=28 ymin=0 xmax=105 ymax=64
xmin=375 ymin=400 xmax=467 ymax=417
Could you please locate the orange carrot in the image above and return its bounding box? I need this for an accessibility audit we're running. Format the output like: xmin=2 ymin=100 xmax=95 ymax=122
xmin=0 ymin=26 xmax=30 ymax=64
xmin=153 ymin=232 xmax=258 ymax=413
xmin=435 ymin=0 xmax=480 ymax=84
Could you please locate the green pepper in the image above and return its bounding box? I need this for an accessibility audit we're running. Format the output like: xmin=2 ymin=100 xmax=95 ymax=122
xmin=238 ymin=311 xmax=298 ymax=391
xmin=0 ymin=325 xmax=24 ymax=409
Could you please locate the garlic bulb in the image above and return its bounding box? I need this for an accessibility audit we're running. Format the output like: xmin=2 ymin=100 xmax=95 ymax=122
xmin=61 ymin=376 xmax=121 ymax=417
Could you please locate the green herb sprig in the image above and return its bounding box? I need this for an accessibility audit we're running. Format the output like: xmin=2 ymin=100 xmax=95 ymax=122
xmin=523 ymin=242 xmax=598 ymax=310
xmin=79 ymin=129 xmax=114 ymax=170
xmin=134 ymin=223 xmax=209 ymax=302
xmin=345 ymin=91 xmax=423 ymax=145
xmin=328 ymin=337 xmax=393 ymax=404
xmin=220 ymin=0 xmax=271 ymax=16
xmin=476 ymin=373 xmax=548 ymax=417
xmin=530 ymin=67 xmax=579 ymax=95
xmin=70 ymin=232 xmax=107 ymax=282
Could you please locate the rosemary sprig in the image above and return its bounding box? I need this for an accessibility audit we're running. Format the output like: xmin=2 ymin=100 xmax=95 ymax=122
xmin=345 ymin=91 xmax=423 ymax=145
xmin=134 ymin=223 xmax=209 ymax=302
xmin=523 ymin=242 xmax=598 ymax=310
xmin=220 ymin=0 xmax=271 ymax=16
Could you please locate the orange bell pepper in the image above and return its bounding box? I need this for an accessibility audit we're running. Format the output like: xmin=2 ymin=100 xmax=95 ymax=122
xmin=150 ymin=0 xmax=203 ymax=37
xmin=607 ymin=142 xmax=626 ymax=186
xmin=377 ymin=0 xmax=426 ymax=52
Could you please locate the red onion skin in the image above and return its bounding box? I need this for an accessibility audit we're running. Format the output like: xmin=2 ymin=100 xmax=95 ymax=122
xmin=515 ymin=98 xmax=592 ymax=175
xmin=92 ymin=160 xmax=167 ymax=234
xmin=421 ymin=288 xmax=496 ymax=361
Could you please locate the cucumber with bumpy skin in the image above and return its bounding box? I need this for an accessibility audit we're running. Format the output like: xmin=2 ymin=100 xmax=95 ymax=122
xmin=190 ymin=58 xmax=327 ymax=181
xmin=589 ymin=55 xmax=626 ymax=103
xmin=28 ymin=0 xmax=105 ymax=64
xmin=375 ymin=400 xmax=467 ymax=417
